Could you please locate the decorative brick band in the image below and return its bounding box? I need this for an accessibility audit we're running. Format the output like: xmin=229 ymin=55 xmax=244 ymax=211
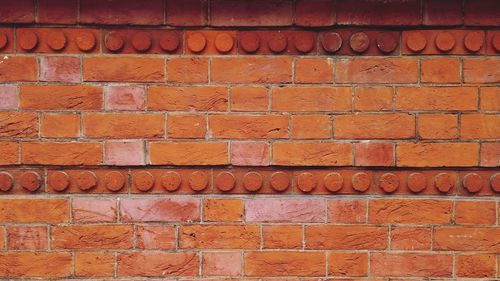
xmin=1 ymin=168 xmax=498 ymax=196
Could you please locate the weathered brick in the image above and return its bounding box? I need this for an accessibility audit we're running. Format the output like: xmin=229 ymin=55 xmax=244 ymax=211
xmin=20 ymin=85 xmax=102 ymax=110
xmin=305 ymin=225 xmax=388 ymax=250
xmin=0 ymin=199 xmax=69 ymax=223
xmin=75 ymin=252 xmax=114 ymax=277
xmin=136 ymin=225 xmax=176 ymax=250
xmin=7 ymin=226 xmax=48 ymax=250
xmin=209 ymin=115 xmax=289 ymax=139
xmin=370 ymin=253 xmax=453 ymax=277
xmin=167 ymin=57 xmax=208 ymax=83
xmin=84 ymin=57 xmax=165 ymax=82
xmin=179 ymin=225 xmax=260 ymax=249
xmin=0 ymin=112 xmax=38 ymax=138
xmin=118 ymin=252 xmax=199 ymax=277
xmin=120 ymin=198 xmax=200 ymax=222
xmin=0 ymin=253 xmax=71 ymax=277
xmin=336 ymin=58 xmax=418 ymax=83
xmin=334 ymin=113 xmax=415 ymax=139
xmin=211 ymin=57 xmax=292 ymax=83
xmin=203 ymin=198 xmax=243 ymax=222
xmin=245 ymin=251 xmax=325 ymax=277
xmin=230 ymin=86 xmax=269 ymax=112
xmin=40 ymin=56 xmax=81 ymax=83
xmin=203 ymin=252 xmax=241 ymax=276
xmin=369 ymin=199 xmax=452 ymax=224
xmin=246 ymin=198 xmax=325 ymax=222
xmin=21 ymin=142 xmax=103 ymax=165
xmin=272 ymin=87 xmax=351 ymax=112
xmin=149 ymin=141 xmax=229 ymax=165
xmin=83 ymin=113 xmax=164 ymax=139
xmin=148 ymin=86 xmax=228 ymax=111
xmin=51 ymin=225 xmax=133 ymax=250
xmin=72 ymin=198 xmax=116 ymax=222
xmin=396 ymin=142 xmax=479 ymax=167
xmin=273 ymin=142 xmax=352 ymax=166
xmin=434 ymin=227 xmax=500 ymax=252
xmin=263 ymin=225 xmax=302 ymax=249
xmin=328 ymin=252 xmax=367 ymax=277
xmin=390 ymin=227 xmax=431 ymax=250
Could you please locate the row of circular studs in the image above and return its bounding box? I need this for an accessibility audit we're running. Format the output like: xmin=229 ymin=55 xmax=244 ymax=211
xmin=1 ymin=171 xmax=498 ymax=194
xmin=406 ymin=31 xmax=500 ymax=53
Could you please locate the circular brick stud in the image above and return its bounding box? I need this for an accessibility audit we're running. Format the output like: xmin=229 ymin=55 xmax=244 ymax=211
xmin=161 ymin=171 xmax=182 ymax=192
xmin=435 ymin=32 xmax=456 ymax=52
xmin=19 ymin=30 xmax=38 ymax=51
xmin=434 ymin=173 xmax=454 ymax=193
xmin=215 ymin=33 xmax=234 ymax=53
xmin=463 ymin=31 xmax=484 ymax=53
xmin=215 ymin=171 xmax=236 ymax=192
xmin=297 ymin=172 xmax=317 ymax=193
xmin=239 ymin=32 xmax=260 ymax=53
xmin=187 ymin=32 xmax=207 ymax=53
xmin=132 ymin=33 xmax=152 ymax=52
xmin=350 ymin=32 xmax=370 ymax=53
xmin=75 ymin=31 xmax=96 ymax=52
xmin=406 ymin=32 xmax=427 ymax=53
xmin=376 ymin=33 xmax=398 ymax=54
xmin=77 ymin=171 xmax=98 ymax=191
xmin=48 ymin=171 xmax=70 ymax=192
xmin=321 ymin=32 xmax=342 ymax=53
xmin=490 ymin=173 xmax=500 ymax=193
xmin=294 ymin=33 xmax=315 ymax=53
xmin=47 ymin=31 xmax=67 ymax=51
xmin=159 ymin=33 xmax=180 ymax=52
xmin=324 ymin=172 xmax=343 ymax=193
xmin=20 ymin=171 xmax=41 ymax=192
xmin=462 ymin=173 xmax=483 ymax=193
xmin=407 ymin=172 xmax=427 ymax=193
xmin=352 ymin=172 xmax=370 ymax=193
xmin=492 ymin=34 xmax=500 ymax=52
xmin=133 ymin=171 xmax=155 ymax=192
xmin=270 ymin=171 xmax=289 ymax=192
xmin=105 ymin=171 xmax=125 ymax=192
xmin=268 ymin=32 xmax=288 ymax=53
xmin=189 ymin=171 xmax=208 ymax=192
xmin=0 ymin=32 xmax=8 ymax=50
xmin=379 ymin=173 xmax=400 ymax=193
xmin=0 ymin=172 xmax=13 ymax=192
xmin=105 ymin=32 xmax=125 ymax=52
xmin=243 ymin=172 xmax=263 ymax=192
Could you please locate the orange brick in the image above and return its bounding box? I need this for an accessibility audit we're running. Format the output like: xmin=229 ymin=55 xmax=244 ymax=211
xmin=75 ymin=252 xmax=114 ymax=277
xmin=20 ymin=85 xmax=102 ymax=110
xmin=83 ymin=57 xmax=165 ymax=82
xmin=305 ymin=225 xmax=388 ymax=250
xmin=211 ymin=57 xmax=292 ymax=83
xmin=456 ymin=254 xmax=496 ymax=278
xmin=418 ymin=114 xmax=458 ymax=139
xmin=168 ymin=114 xmax=206 ymax=138
xmin=245 ymin=251 xmax=325 ymax=277
xmin=203 ymin=198 xmax=244 ymax=222
xmin=396 ymin=142 xmax=479 ymax=167
xmin=263 ymin=225 xmax=302 ymax=249
xmin=273 ymin=142 xmax=352 ymax=166
xmin=328 ymin=199 xmax=367 ymax=223
xmin=421 ymin=57 xmax=461 ymax=83
xmin=83 ymin=113 xmax=164 ymax=139
xmin=434 ymin=227 xmax=500 ymax=251
xmin=148 ymin=86 xmax=228 ymax=111
xmin=51 ymin=225 xmax=133 ymax=250
xmin=291 ymin=114 xmax=330 ymax=139
xmin=480 ymin=142 xmax=500 ymax=167
xmin=7 ymin=226 xmax=48 ymax=250
xmin=117 ymin=252 xmax=199 ymax=277
xmin=455 ymin=201 xmax=496 ymax=225
xmin=328 ymin=252 xmax=367 ymax=277
xmin=354 ymin=142 xmax=394 ymax=166
xmin=167 ymin=57 xmax=208 ymax=83
xmin=396 ymin=87 xmax=478 ymax=111
xmin=370 ymin=253 xmax=452 ymax=277
xmin=21 ymin=142 xmax=103 ymax=165
xmin=272 ymin=86 xmax=351 ymax=112
xmin=369 ymin=199 xmax=452 ymax=224
xmin=209 ymin=115 xmax=289 ymax=139
xmin=179 ymin=225 xmax=260 ymax=249
xmin=230 ymin=86 xmax=269 ymax=112
xmin=231 ymin=141 xmax=270 ymax=166
xmin=295 ymin=57 xmax=333 ymax=83
xmin=0 ymin=112 xmax=38 ymax=138
xmin=461 ymin=114 xmax=500 ymax=139
xmin=391 ymin=227 xmax=431 ymax=250
xmin=0 ymin=142 xmax=19 ymax=165
xmin=149 ymin=141 xmax=228 ymax=165
xmin=336 ymin=58 xmax=418 ymax=83
xmin=480 ymin=87 xmax=500 ymax=111
xmin=463 ymin=58 xmax=500 ymax=83
xmin=354 ymin=87 xmax=393 ymax=112
xmin=334 ymin=114 xmax=415 ymax=139
xmin=0 ymin=56 xmax=37 ymax=82
xmin=0 ymin=252 xmax=71 ymax=277
xmin=0 ymin=199 xmax=69 ymax=223
xmin=41 ymin=113 xmax=80 ymax=138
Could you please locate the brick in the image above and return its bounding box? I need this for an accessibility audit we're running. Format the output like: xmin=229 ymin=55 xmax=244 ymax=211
xmin=0 ymin=253 xmax=71 ymax=277
xmin=105 ymin=86 xmax=145 ymax=111
xmin=84 ymin=57 xmax=165 ymax=82
xmin=272 ymin=87 xmax=351 ymax=112
xmin=149 ymin=141 xmax=229 ymax=165
xmin=51 ymin=225 xmax=133 ymax=250
xmin=0 ymin=85 xmax=18 ymax=110
xmin=20 ymin=85 xmax=102 ymax=110
xmin=455 ymin=201 xmax=496 ymax=225
xmin=41 ymin=113 xmax=80 ymax=138
xmin=295 ymin=0 xmax=335 ymax=26
xmin=480 ymin=87 xmax=500 ymax=111
xmin=203 ymin=198 xmax=243 ymax=222
xmin=396 ymin=87 xmax=478 ymax=111
xmin=327 ymin=199 xmax=367 ymax=223
xmin=370 ymin=253 xmax=452 ymax=277
xmin=337 ymin=0 xmax=421 ymax=25
xmin=7 ymin=226 xmax=48 ymax=250
xmin=75 ymin=252 xmax=114 ymax=277
xmin=0 ymin=112 xmax=38 ymax=138
xmin=120 ymin=198 xmax=200 ymax=222
xmin=273 ymin=142 xmax=352 ymax=166
xmin=391 ymin=227 xmax=431 ymax=250
xmin=464 ymin=0 xmax=500 ymax=26
xmin=209 ymin=115 xmax=289 ymax=139
xmin=305 ymin=225 xmax=387 ymax=250
xmin=231 ymin=141 xmax=270 ymax=166
xmin=166 ymin=0 xmax=207 ymax=26
xmin=231 ymin=86 xmax=269 ymax=112
xmin=72 ymin=198 xmax=116 ymax=222
xmin=434 ymin=227 xmax=500 ymax=251
xmin=246 ymin=198 xmax=325 ymax=222
xmin=334 ymin=113 xmax=415 ymax=139
xmin=244 ymin=251 xmax=325 ymax=277
xmin=211 ymin=0 xmax=293 ymax=26
xmin=40 ymin=56 xmax=81 ymax=83
xmin=167 ymin=57 xmax=208 ymax=83
xmin=211 ymin=57 xmax=292 ymax=83
xmin=461 ymin=114 xmax=500 ymax=139
xmin=0 ymin=199 xmax=69 ymax=223
xmin=179 ymin=225 xmax=260 ymax=249
xmin=295 ymin=58 xmax=334 ymax=83
xmin=423 ymin=0 xmax=462 ymax=25
xmin=0 ymin=142 xmax=19 ymax=165
xmin=463 ymin=58 xmax=500 ymax=83
xmin=118 ymin=252 xmax=199 ymax=277
xmin=0 ymin=0 xmax=34 ymax=23
xmin=336 ymin=58 xmax=418 ymax=83
xmin=148 ymin=86 xmax=228 ymax=111
xmin=480 ymin=142 xmax=500 ymax=167
xmin=0 ymin=227 xmax=3 ymax=250
xmin=291 ymin=115 xmax=330 ymax=139
xmin=263 ymin=225 xmax=302 ymax=249
xmin=354 ymin=87 xmax=392 ymax=112
xmin=83 ymin=113 xmax=164 ymax=139
xmin=203 ymin=252 xmax=241 ymax=276
xmin=21 ymin=142 xmax=103 ymax=165
xmin=328 ymin=252 xmax=367 ymax=277
xmin=418 ymin=114 xmax=458 ymax=139
xmin=38 ymin=0 xmax=77 ymax=24
xmin=168 ymin=114 xmax=206 ymax=139
xmin=136 ymin=225 xmax=176 ymax=250
xmin=396 ymin=142 xmax=479 ymax=167
xmin=421 ymin=58 xmax=461 ymax=83
xmin=0 ymin=56 xmax=37 ymax=82
xmin=456 ymin=254 xmax=496 ymax=278
xmin=80 ymin=0 xmax=164 ymax=25
xmin=369 ymin=199 xmax=452 ymax=224
xmin=105 ymin=141 xmax=145 ymax=166
xmin=355 ymin=142 xmax=394 ymax=167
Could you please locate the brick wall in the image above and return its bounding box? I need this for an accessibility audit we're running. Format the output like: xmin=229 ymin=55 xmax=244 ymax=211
xmin=0 ymin=0 xmax=499 ymax=279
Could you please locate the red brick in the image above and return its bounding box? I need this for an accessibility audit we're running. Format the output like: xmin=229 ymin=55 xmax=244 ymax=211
xmin=0 ymin=85 xmax=18 ymax=110
xmin=52 ymin=225 xmax=133 ymax=250
xmin=421 ymin=58 xmax=461 ymax=83
xmin=291 ymin=115 xmax=330 ymax=139
xmin=423 ymin=0 xmax=462 ymax=25
xmin=105 ymin=141 xmax=145 ymax=166
xmin=263 ymin=225 xmax=302 ymax=249
xmin=328 ymin=252 xmax=367 ymax=277
xmin=0 ymin=0 xmax=35 ymax=23
xmin=167 ymin=57 xmax=208 ymax=83
xmin=209 ymin=115 xmax=289 ymax=139
xmin=418 ymin=114 xmax=458 ymax=139
xmin=295 ymin=0 xmax=335 ymax=26
xmin=397 ymin=143 xmax=479 ymax=167
xmin=150 ymin=141 xmax=228 ymax=165
xmin=168 ymin=114 xmax=206 ymax=139
xmin=336 ymin=58 xmax=418 ymax=83
xmin=136 ymin=225 xmax=176 ymax=250
xmin=83 ymin=113 xmax=164 ymax=139
xmin=480 ymin=142 xmax=500 ymax=167
xmin=203 ymin=252 xmax=241 ymax=276
xmin=211 ymin=57 xmax=292 ymax=83
xmin=455 ymin=201 xmax=496 ymax=225
xmin=118 ymin=252 xmax=199 ymax=277
xmin=434 ymin=227 xmax=500 ymax=251
xmin=370 ymin=253 xmax=452 ymax=277
xmin=180 ymin=225 xmax=260 ymax=249
xmin=480 ymin=87 xmax=500 ymax=111
xmin=461 ymin=114 xmax=500 ymax=139
xmin=328 ymin=199 xmax=367 ymax=223
xmin=0 ymin=112 xmax=38 ymax=138
xmin=83 ymin=57 xmax=165 ymax=82
xmin=211 ymin=0 xmax=293 ymax=26
xmin=41 ymin=113 xmax=80 ymax=138
xmin=337 ymin=0 xmax=421 ymax=25
xmin=0 ymin=142 xmax=19 ymax=165
xmin=72 ymin=198 xmax=116 ymax=222
xmin=40 ymin=56 xmax=81 ymax=83
xmin=20 ymin=85 xmax=102 ymax=110
xmin=273 ymin=142 xmax=352 ymax=166
xmin=148 ymin=86 xmax=228 ymax=111
xmin=203 ymin=198 xmax=243 ymax=222
xmin=75 ymin=252 xmax=114 ymax=277
xmin=231 ymin=86 xmax=269 ymax=112
xmin=120 ymin=198 xmax=200 ymax=222
xmin=354 ymin=87 xmax=393 ymax=112
xmin=0 ymin=227 xmax=3 ymax=250
xmin=396 ymin=87 xmax=477 ymax=111
xmin=0 ymin=253 xmax=71 ymax=277
xmin=464 ymin=0 xmax=500 ymax=26
xmin=80 ymin=0 xmax=164 ymax=25
xmin=244 ymin=251 xmax=325 ymax=277
xmin=0 ymin=56 xmax=37 ymax=82
xmin=231 ymin=141 xmax=270 ymax=166
xmin=355 ymin=142 xmax=394 ymax=167
xmin=0 ymin=199 xmax=69 ymax=223
xmin=305 ymin=225 xmax=388 ymax=250
xmin=246 ymin=198 xmax=325 ymax=222
xmin=272 ymin=87 xmax=351 ymax=112
xmin=38 ymin=0 xmax=77 ymax=24
xmin=166 ymin=0 xmax=207 ymax=26
xmin=21 ymin=142 xmax=103 ymax=165
xmin=295 ymin=58 xmax=334 ymax=83
xmin=391 ymin=227 xmax=431 ymax=250
xmin=105 ymin=86 xmax=145 ymax=111
xmin=7 ymin=226 xmax=48 ymax=250
xmin=369 ymin=199 xmax=452 ymax=224
xmin=456 ymin=254 xmax=496 ymax=278
xmin=463 ymin=58 xmax=500 ymax=83
xmin=334 ymin=114 xmax=415 ymax=139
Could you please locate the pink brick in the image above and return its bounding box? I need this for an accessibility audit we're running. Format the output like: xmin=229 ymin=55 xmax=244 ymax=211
xmin=481 ymin=142 xmax=500 ymax=167
xmin=120 ymin=198 xmax=200 ymax=222
xmin=72 ymin=198 xmax=116 ymax=222
xmin=40 ymin=56 xmax=81 ymax=83
xmin=231 ymin=141 xmax=270 ymax=166
xmin=136 ymin=225 xmax=176 ymax=250
xmin=245 ymin=199 xmax=325 ymax=222
xmin=355 ymin=142 xmax=395 ymax=166
xmin=203 ymin=252 xmax=242 ymax=276
xmin=105 ymin=141 xmax=145 ymax=166
xmin=0 ymin=85 xmax=18 ymax=110
xmin=105 ymin=86 xmax=145 ymax=111
xmin=7 ymin=226 xmax=48 ymax=250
